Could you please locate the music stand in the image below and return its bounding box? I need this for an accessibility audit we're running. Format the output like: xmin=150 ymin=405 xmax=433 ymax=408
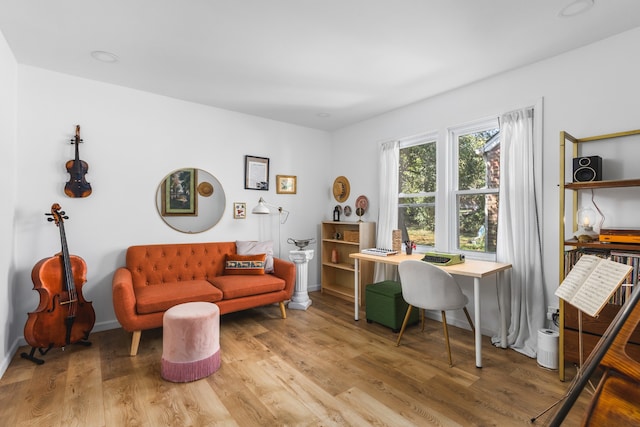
xmin=531 ymin=255 xmax=632 ymax=424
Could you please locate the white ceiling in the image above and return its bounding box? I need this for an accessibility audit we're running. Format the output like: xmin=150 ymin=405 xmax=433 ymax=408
xmin=1 ymin=1 xmax=640 ymax=131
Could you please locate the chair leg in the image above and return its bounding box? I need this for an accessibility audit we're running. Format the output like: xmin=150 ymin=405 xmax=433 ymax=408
xmin=463 ymin=307 xmax=475 ymax=333
xmin=395 ymin=305 xmax=414 ymax=347
xmin=441 ymin=311 xmax=453 ymax=367
xmin=420 ymin=308 xmax=425 ymax=332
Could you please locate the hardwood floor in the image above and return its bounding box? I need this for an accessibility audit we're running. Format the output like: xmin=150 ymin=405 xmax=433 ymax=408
xmin=0 ymin=291 xmax=591 ymax=426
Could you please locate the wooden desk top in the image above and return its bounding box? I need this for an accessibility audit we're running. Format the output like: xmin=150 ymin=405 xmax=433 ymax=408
xmin=349 ymin=252 xmax=512 ymax=278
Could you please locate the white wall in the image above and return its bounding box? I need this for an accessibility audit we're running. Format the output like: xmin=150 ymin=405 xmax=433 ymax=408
xmin=3 ymin=66 xmax=330 ymax=374
xmin=0 ymin=30 xmax=17 ymax=377
xmin=331 ymin=27 xmax=640 ymax=336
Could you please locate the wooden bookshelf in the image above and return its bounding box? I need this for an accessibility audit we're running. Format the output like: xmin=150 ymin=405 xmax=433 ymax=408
xmin=558 ymin=129 xmax=640 ymax=381
xmin=321 ymin=221 xmax=375 ymax=305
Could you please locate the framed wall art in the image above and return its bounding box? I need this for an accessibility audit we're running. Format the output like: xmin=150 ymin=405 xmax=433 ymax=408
xmin=276 ymin=175 xmax=297 ymax=194
xmin=234 ymin=202 xmax=246 ymax=219
xmin=161 ymin=168 xmax=197 ymax=216
xmin=245 ymin=155 xmax=269 ymax=190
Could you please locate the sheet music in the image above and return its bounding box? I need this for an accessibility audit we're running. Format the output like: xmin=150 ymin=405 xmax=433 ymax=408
xmin=555 ymin=255 xmax=600 ymax=301
xmin=556 ymin=255 xmax=633 ymax=317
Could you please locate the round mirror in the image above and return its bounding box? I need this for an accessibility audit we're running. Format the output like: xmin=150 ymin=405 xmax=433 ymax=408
xmin=155 ymin=168 xmax=226 ymax=233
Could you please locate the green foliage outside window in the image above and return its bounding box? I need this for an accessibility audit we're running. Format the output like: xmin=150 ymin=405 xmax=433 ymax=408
xmin=399 ymin=142 xmax=436 ymax=246
xmin=458 ymin=130 xmax=499 ymax=190
xmin=457 ymin=129 xmax=500 ymax=252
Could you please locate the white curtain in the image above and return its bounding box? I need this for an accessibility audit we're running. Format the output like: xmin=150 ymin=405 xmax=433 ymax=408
xmin=492 ymin=107 xmax=545 ymax=358
xmin=374 ymin=140 xmax=400 ymax=282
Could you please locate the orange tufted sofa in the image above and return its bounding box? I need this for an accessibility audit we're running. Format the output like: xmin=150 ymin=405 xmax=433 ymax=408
xmin=112 ymin=242 xmax=295 ymax=355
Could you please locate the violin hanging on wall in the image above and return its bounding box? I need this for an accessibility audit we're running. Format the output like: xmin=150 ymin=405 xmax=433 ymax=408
xmin=21 ymin=204 xmax=95 ymax=364
xmin=64 ymin=125 xmax=92 ymax=198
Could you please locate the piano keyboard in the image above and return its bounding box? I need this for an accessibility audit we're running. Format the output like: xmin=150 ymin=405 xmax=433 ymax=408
xmin=361 ymin=248 xmax=398 ymax=257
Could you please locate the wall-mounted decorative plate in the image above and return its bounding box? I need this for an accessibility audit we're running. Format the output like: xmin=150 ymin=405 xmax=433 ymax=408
xmin=356 ymin=195 xmax=369 ymax=212
xmin=333 ymin=176 xmax=350 ymax=202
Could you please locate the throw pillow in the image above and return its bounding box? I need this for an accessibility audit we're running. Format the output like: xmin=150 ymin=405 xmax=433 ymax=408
xmin=236 ymin=240 xmax=274 ymax=273
xmin=224 ymin=254 xmax=266 ymax=275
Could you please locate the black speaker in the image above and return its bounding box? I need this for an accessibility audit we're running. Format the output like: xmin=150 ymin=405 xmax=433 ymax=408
xmin=573 ymin=156 xmax=602 ymax=182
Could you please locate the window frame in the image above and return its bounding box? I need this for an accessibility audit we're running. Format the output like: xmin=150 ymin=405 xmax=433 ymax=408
xmin=447 ymin=117 xmax=500 ymax=261
xmin=395 ymin=117 xmax=501 ymax=261
xmin=398 ymin=131 xmax=438 ymax=251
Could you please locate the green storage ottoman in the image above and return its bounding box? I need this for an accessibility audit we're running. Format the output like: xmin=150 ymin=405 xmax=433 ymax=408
xmin=365 ymin=280 xmax=419 ymax=332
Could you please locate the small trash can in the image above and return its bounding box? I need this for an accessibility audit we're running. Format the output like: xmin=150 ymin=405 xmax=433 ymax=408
xmin=537 ymin=328 xmax=559 ymax=370
xmin=365 ymin=280 xmax=419 ymax=332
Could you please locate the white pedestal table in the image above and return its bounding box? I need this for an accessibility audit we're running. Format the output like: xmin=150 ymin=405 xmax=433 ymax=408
xmin=288 ymin=249 xmax=314 ymax=310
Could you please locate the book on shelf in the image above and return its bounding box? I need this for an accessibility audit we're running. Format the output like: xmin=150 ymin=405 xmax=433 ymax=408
xmin=556 ymin=254 xmax=633 ymax=317
xmin=609 ymin=251 xmax=640 ymax=304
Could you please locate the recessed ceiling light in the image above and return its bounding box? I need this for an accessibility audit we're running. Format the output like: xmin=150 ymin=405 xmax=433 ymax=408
xmin=91 ymin=50 xmax=119 ymax=63
xmin=317 ymin=112 xmax=331 ymax=118
xmin=558 ymin=0 xmax=594 ymax=18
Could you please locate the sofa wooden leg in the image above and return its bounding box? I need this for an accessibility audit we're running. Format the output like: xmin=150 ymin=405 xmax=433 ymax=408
xmin=279 ymin=301 xmax=287 ymax=319
xmin=130 ymin=330 xmax=141 ymax=356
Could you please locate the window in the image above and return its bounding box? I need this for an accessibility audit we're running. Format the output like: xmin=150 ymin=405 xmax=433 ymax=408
xmin=396 ymin=119 xmax=500 ymax=258
xmin=450 ymin=120 xmax=500 ymax=255
xmin=398 ymin=134 xmax=437 ymax=248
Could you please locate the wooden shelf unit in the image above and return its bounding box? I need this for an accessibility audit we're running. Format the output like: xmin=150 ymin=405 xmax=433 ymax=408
xmin=564 ymin=178 xmax=640 ymax=190
xmin=321 ymin=221 xmax=375 ymax=304
xmin=563 ymin=239 xmax=640 ymax=252
xmin=558 ymin=129 xmax=640 ymax=381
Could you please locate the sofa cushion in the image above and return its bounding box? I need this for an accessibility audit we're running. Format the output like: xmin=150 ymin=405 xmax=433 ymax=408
xmin=224 ymin=254 xmax=266 ymax=275
xmin=210 ymin=274 xmax=286 ymax=299
xmin=134 ymin=280 xmax=223 ymax=314
xmin=236 ymin=240 xmax=274 ymax=273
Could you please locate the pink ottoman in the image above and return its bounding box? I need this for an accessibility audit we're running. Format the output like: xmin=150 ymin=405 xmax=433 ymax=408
xmin=161 ymin=302 xmax=221 ymax=382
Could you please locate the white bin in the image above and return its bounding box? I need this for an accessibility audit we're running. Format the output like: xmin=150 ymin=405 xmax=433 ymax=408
xmin=537 ymin=328 xmax=559 ymax=370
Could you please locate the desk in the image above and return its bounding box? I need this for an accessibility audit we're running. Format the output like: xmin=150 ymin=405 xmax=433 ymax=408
xmin=350 ymin=252 xmax=512 ymax=368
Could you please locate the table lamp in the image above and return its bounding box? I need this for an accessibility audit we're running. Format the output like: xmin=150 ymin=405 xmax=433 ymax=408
xmin=574 ymin=206 xmax=598 ymax=242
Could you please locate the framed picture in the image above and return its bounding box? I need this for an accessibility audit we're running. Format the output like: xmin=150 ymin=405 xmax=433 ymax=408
xmin=161 ymin=168 xmax=197 ymax=216
xmin=234 ymin=202 xmax=246 ymax=219
xmin=276 ymin=175 xmax=297 ymax=194
xmin=245 ymin=155 xmax=269 ymax=190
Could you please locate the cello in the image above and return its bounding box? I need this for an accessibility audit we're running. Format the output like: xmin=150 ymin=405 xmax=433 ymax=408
xmin=544 ymin=284 xmax=640 ymax=425
xmin=21 ymin=204 xmax=95 ymax=364
xmin=64 ymin=125 xmax=92 ymax=198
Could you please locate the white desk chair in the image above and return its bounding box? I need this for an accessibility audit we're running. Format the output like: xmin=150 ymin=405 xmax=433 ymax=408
xmin=396 ymin=260 xmax=475 ymax=367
